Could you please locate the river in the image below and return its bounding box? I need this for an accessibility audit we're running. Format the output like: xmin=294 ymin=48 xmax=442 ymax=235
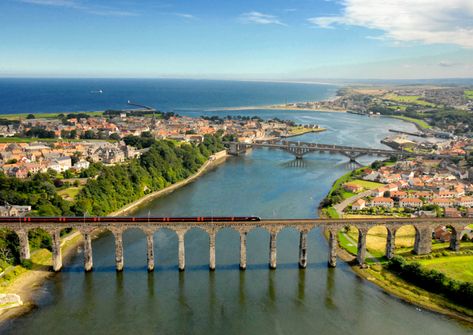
xmin=2 ymin=110 xmax=471 ymax=334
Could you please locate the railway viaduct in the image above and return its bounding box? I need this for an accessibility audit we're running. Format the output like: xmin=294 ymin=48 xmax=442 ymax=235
xmin=1 ymin=217 xmax=471 ymax=272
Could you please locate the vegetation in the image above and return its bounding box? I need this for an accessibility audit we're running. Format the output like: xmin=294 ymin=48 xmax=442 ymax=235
xmin=418 ymin=256 xmax=473 ymax=282
xmin=0 ymin=133 xmax=225 ymax=268
xmin=0 ymin=111 xmax=104 ymax=121
xmin=383 ymin=93 xmax=436 ymax=107
xmin=388 ymin=256 xmax=473 ymax=309
xmin=464 ymin=90 xmax=473 ymax=99
xmin=390 ymin=115 xmax=432 ymax=129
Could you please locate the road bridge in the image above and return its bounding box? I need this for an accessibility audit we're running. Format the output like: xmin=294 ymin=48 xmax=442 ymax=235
xmin=226 ymin=140 xmax=402 ymax=161
xmin=1 ymin=217 xmax=471 ymax=272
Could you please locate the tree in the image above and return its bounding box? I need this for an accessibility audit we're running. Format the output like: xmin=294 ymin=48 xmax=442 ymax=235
xmin=26 ymin=114 xmax=35 ymax=119
xmin=109 ymin=133 xmax=121 ymax=141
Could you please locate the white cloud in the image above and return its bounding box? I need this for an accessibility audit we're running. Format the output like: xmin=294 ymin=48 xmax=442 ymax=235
xmin=307 ymin=0 xmax=473 ymax=48
xmin=239 ymin=11 xmax=286 ymax=26
xmin=18 ymin=0 xmax=138 ymax=16
xmin=175 ymin=13 xmax=196 ymax=20
xmin=19 ymin=0 xmax=81 ymax=8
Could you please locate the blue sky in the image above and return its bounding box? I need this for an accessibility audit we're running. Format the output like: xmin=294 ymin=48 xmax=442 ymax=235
xmin=1 ymin=0 xmax=472 ymax=80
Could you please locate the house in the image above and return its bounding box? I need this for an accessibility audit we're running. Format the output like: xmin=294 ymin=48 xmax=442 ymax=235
xmin=432 ymin=198 xmax=454 ymax=208
xmin=400 ymin=198 xmax=423 ymax=208
xmin=455 ymin=197 xmax=473 ymax=208
xmin=343 ymin=182 xmax=363 ymax=193
xmin=371 ymin=187 xmax=388 ymax=197
xmin=0 ymin=205 xmax=31 ymax=217
xmin=445 ymin=208 xmax=462 ymax=218
xmin=391 ymin=191 xmax=407 ymax=199
xmin=467 ymin=208 xmax=473 ymax=218
xmin=73 ymin=160 xmax=90 ymax=170
xmin=371 ymin=197 xmax=394 ymax=208
xmin=434 ymin=226 xmax=451 ymax=242
xmin=352 ymin=199 xmax=366 ymax=211
xmin=437 ymin=190 xmax=456 ymax=199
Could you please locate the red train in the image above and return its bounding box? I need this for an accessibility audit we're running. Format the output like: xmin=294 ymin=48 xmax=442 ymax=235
xmin=0 ymin=216 xmax=261 ymax=223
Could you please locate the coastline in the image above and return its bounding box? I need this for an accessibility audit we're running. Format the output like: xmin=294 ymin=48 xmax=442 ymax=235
xmin=0 ymin=150 xmax=228 ymax=324
xmin=205 ymin=105 xmax=347 ymax=113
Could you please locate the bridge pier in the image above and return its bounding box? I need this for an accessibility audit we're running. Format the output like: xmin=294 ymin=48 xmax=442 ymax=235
xmin=83 ymin=232 xmax=93 ymax=272
xmin=269 ymin=231 xmax=277 ymax=269
xmin=328 ymin=228 xmax=337 ymax=267
xmin=209 ymin=231 xmax=216 ymax=271
xmin=385 ymin=227 xmax=397 ymax=259
xmin=177 ymin=231 xmax=186 ymax=271
xmin=17 ymin=229 xmax=30 ymax=261
xmin=449 ymin=228 xmax=462 ymax=252
xmin=51 ymin=229 xmax=62 ymax=272
xmin=239 ymin=231 xmax=247 ymax=270
xmin=414 ymin=226 xmax=432 ymax=255
xmin=146 ymin=232 xmax=155 ymax=272
xmin=114 ymin=230 xmax=124 ymax=272
xmin=298 ymin=231 xmax=308 ymax=268
xmin=356 ymin=228 xmax=368 ymax=266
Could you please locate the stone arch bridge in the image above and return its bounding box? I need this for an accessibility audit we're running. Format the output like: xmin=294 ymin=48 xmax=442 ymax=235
xmin=1 ymin=217 xmax=471 ymax=273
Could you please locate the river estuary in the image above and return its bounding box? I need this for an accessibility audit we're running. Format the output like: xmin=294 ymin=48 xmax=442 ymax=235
xmin=2 ymin=110 xmax=472 ymax=334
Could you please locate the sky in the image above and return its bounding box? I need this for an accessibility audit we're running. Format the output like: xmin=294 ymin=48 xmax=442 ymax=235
xmin=1 ymin=0 xmax=473 ymax=80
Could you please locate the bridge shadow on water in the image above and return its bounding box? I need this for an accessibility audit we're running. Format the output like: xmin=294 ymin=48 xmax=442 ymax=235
xmin=61 ymin=261 xmax=327 ymax=273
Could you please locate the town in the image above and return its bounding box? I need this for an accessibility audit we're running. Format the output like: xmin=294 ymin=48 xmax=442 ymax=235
xmin=0 ymin=110 xmax=323 ymax=185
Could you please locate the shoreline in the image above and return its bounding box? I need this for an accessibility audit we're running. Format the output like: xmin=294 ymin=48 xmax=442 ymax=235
xmin=319 ymin=170 xmax=473 ymax=325
xmin=0 ymin=150 xmax=228 ymax=324
xmin=0 ymin=231 xmax=84 ymax=322
xmin=205 ymin=105 xmax=347 ymax=113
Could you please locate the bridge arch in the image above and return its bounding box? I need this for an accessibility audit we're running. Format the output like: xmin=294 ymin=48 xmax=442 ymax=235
xmin=394 ymin=225 xmax=416 ymax=255
xmin=154 ymin=227 xmax=179 ymax=269
xmin=184 ymin=227 xmax=211 ymax=269
xmin=122 ymin=228 xmax=148 ymax=269
xmin=277 ymin=227 xmax=300 ymax=265
xmin=216 ymin=227 xmax=240 ymax=268
xmin=366 ymin=225 xmax=388 ymax=260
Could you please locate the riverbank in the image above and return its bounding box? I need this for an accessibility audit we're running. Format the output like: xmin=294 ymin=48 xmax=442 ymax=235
xmin=327 ymin=237 xmax=473 ymax=324
xmin=0 ymin=231 xmax=84 ymax=322
xmin=319 ymin=174 xmax=473 ymax=324
xmin=0 ymin=150 xmax=228 ymax=323
xmin=207 ymin=105 xmax=347 ymax=113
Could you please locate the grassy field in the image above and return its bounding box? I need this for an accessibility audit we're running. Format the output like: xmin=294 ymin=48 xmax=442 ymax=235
xmin=287 ymin=126 xmax=326 ymax=136
xmin=464 ymin=90 xmax=473 ymax=99
xmin=390 ymin=115 xmax=432 ymax=129
xmin=58 ymin=187 xmax=82 ymax=201
xmin=418 ymin=256 xmax=473 ymax=282
xmin=338 ymin=231 xmax=357 ymax=255
xmin=342 ymin=225 xmax=417 ymax=255
xmin=324 ymin=206 xmax=339 ymax=218
xmin=0 ymin=111 xmax=104 ymax=120
xmin=383 ymin=93 xmax=436 ymax=107
xmin=349 ymin=179 xmax=383 ymax=190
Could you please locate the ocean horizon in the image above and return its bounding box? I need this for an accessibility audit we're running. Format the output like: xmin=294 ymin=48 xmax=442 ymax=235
xmin=0 ymin=78 xmax=338 ymax=115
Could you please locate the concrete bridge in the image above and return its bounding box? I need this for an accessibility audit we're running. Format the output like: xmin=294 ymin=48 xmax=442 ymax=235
xmin=1 ymin=217 xmax=471 ymax=273
xmin=226 ymin=140 xmax=402 ymax=161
